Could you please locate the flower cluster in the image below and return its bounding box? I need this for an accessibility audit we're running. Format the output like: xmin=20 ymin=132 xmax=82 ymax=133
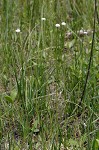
xmin=55 ymin=22 xmax=66 ymax=28
xmin=15 ymin=19 xmax=66 ymax=33
xmin=41 ymin=17 xmax=66 ymax=28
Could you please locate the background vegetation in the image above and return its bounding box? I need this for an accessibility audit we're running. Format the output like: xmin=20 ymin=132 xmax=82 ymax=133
xmin=0 ymin=0 xmax=99 ymax=149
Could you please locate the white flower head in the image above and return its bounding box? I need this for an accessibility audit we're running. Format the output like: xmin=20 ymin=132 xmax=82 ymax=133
xmin=61 ymin=22 xmax=66 ymax=26
xmin=15 ymin=28 xmax=21 ymax=33
xmin=55 ymin=24 xmax=60 ymax=28
xmin=83 ymin=123 xmax=87 ymax=127
xmin=79 ymin=29 xmax=84 ymax=34
xmin=83 ymin=31 xmax=88 ymax=35
xmin=41 ymin=18 xmax=46 ymax=21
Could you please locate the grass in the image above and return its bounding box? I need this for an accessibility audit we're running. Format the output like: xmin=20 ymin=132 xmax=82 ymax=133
xmin=0 ymin=0 xmax=99 ymax=149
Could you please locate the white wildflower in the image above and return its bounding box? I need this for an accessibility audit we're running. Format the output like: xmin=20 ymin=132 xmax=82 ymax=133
xmin=41 ymin=18 xmax=46 ymax=21
xmin=83 ymin=31 xmax=88 ymax=35
xmin=55 ymin=24 xmax=60 ymax=28
xmin=84 ymin=123 xmax=87 ymax=127
xmin=79 ymin=30 xmax=84 ymax=34
xmin=61 ymin=22 xmax=66 ymax=26
xmin=15 ymin=28 xmax=20 ymax=33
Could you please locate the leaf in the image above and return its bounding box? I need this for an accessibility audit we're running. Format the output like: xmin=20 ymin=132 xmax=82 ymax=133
xmin=69 ymin=139 xmax=79 ymax=147
xmin=80 ymin=133 xmax=87 ymax=144
xmin=96 ymin=139 xmax=99 ymax=147
xmin=4 ymin=89 xmax=17 ymax=104
xmin=33 ymin=128 xmax=40 ymax=133
xmin=14 ymin=146 xmax=20 ymax=150
xmin=92 ymin=139 xmax=99 ymax=150
xmin=64 ymin=39 xmax=75 ymax=49
xmin=10 ymin=89 xmax=17 ymax=100
xmin=5 ymin=95 xmax=13 ymax=103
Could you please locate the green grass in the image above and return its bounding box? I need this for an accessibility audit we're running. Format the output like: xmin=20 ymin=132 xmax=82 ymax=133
xmin=0 ymin=0 xmax=99 ymax=149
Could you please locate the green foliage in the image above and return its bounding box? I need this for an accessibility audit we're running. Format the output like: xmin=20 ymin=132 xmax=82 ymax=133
xmin=0 ymin=0 xmax=98 ymax=149
xmin=4 ymin=89 xmax=17 ymax=104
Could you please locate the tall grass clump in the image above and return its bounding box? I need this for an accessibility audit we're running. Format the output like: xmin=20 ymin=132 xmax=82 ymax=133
xmin=0 ymin=0 xmax=99 ymax=149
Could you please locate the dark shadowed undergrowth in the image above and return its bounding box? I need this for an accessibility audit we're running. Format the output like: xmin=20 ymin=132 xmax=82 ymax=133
xmin=0 ymin=0 xmax=99 ymax=150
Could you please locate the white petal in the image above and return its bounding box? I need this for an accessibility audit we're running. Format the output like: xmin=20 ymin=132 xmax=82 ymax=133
xmin=41 ymin=18 xmax=46 ymax=21
xmin=55 ymin=24 xmax=60 ymax=27
xmin=61 ymin=22 xmax=66 ymax=26
xmin=15 ymin=28 xmax=20 ymax=33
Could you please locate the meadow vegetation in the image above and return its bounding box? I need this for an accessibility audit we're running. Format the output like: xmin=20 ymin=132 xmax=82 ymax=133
xmin=0 ymin=0 xmax=99 ymax=149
